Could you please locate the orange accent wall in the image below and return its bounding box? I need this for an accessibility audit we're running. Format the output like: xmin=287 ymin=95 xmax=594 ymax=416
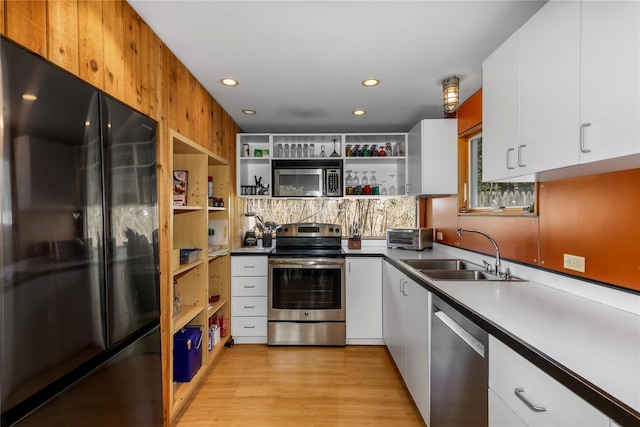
xmin=539 ymin=169 xmax=640 ymax=290
xmin=457 ymin=89 xmax=482 ymax=136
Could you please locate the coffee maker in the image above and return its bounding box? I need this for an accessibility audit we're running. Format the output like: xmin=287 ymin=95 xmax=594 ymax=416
xmin=242 ymin=212 xmax=257 ymax=247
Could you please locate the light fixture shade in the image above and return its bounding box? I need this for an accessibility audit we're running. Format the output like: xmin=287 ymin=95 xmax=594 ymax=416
xmin=442 ymin=76 xmax=460 ymax=114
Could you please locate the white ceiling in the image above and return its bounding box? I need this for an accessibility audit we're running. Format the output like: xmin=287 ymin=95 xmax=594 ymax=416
xmin=128 ymin=0 xmax=546 ymax=133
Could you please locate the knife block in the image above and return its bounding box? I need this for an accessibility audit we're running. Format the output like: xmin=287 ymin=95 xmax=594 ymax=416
xmin=348 ymin=238 xmax=361 ymax=249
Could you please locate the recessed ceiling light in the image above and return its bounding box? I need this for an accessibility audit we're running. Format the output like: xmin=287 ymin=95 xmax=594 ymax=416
xmin=362 ymin=79 xmax=380 ymax=87
xmin=242 ymin=109 xmax=256 ymax=115
xmin=352 ymin=110 xmax=366 ymax=116
xmin=22 ymin=93 xmax=37 ymax=101
xmin=220 ymin=78 xmax=239 ymax=86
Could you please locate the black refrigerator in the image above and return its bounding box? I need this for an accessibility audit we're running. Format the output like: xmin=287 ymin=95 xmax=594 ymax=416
xmin=0 ymin=37 xmax=162 ymax=426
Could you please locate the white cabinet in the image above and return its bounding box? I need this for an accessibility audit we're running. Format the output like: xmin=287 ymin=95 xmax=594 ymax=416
xmin=482 ymin=30 xmax=529 ymax=181
xmin=489 ymin=335 xmax=609 ymax=427
xmin=519 ymin=0 xmax=581 ymax=175
xmin=344 ymin=133 xmax=408 ymax=197
xmin=236 ymin=134 xmax=271 ymax=197
xmin=482 ymin=0 xmax=640 ymax=182
xmin=382 ymin=261 xmax=431 ymax=423
xmin=579 ymin=1 xmax=640 ymax=165
xmin=489 ymin=388 xmax=527 ymax=427
xmin=345 ymin=257 xmax=383 ymax=344
xmin=231 ymin=256 xmax=269 ymax=343
xmin=406 ymin=119 xmax=458 ymax=195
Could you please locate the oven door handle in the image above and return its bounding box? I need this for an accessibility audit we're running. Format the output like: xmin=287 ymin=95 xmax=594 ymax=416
xmin=269 ymin=258 xmax=345 ymax=267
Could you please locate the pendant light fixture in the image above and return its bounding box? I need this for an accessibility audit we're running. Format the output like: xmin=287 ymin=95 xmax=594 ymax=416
xmin=442 ymin=76 xmax=460 ymax=115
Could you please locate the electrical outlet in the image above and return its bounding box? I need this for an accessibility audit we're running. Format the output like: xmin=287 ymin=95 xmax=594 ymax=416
xmin=436 ymin=231 xmax=444 ymax=241
xmin=563 ymin=254 xmax=586 ymax=273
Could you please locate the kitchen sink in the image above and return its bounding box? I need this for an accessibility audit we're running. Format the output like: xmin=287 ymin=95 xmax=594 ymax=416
xmin=401 ymin=258 xmax=482 ymax=271
xmin=421 ymin=269 xmax=524 ymax=281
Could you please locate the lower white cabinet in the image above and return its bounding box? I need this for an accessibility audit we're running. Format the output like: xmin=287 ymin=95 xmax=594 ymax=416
xmin=382 ymin=261 xmax=431 ymax=423
xmin=489 ymin=335 xmax=609 ymax=426
xmin=231 ymin=256 xmax=269 ymax=344
xmin=489 ymin=388 xmax=527 ymax=427
xmin=346 ymin=257 xmax=383 ymax=344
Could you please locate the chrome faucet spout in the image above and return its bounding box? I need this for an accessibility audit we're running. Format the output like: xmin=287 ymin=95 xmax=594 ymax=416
xmin=456 ymin=228 xmax=502 ymax=275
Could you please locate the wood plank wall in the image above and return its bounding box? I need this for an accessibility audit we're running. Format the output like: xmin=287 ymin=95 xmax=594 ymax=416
xmin=0 ymin=1 xmax=241 ymax=424
xmin=423 ymin=90 xmax=640 ymax=291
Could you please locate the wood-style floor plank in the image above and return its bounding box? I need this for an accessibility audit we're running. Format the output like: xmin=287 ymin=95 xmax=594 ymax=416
xmin=172 ymin=345 xmax=426 ymax=427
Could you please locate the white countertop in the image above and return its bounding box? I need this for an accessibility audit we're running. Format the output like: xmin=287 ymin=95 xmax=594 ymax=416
xmin=343 ymin=242 xmax=640 ymax=422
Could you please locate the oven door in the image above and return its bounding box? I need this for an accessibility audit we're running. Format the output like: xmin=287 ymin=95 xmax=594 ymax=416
xmin=268 ymin=258 xmax=345 ymax=321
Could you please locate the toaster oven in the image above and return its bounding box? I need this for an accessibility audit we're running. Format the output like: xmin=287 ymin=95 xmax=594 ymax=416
xmin=386 ymin=227 xmax=433 ymax=251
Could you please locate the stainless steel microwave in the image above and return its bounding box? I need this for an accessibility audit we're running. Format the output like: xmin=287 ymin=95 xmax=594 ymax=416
xmin=272 ymin=159 xmax=342 ymax=197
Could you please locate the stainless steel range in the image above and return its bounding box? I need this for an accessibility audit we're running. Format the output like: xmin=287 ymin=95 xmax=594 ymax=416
xmin=268 ymin=223 xmax=345 ymax=346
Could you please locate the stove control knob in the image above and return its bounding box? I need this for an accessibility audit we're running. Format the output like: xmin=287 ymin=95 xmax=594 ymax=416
xmin=335 ymin=228 xmax=340 ymax=233
xmin=329 ymin=227 xmax=334 ymax=232
xmin=283 ymin=227 xmax=289 ymax=233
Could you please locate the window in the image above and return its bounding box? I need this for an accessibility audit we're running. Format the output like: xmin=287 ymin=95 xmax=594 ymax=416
xmin=468 ymin=135 xmax=535 ymax=211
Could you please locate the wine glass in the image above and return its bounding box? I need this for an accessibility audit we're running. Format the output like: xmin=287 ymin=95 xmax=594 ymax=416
xmin=381 ymin=180 xmax=388 ymax=195
xmin=330 ymin=138 xmax=340 ymax=157
xmin=319 ymin=145 xmax=327 ymax=157
xmin=353 ymin=171 xmax=361 ymax=185
xmin=361 ymin=171 xmax=369 ymax=185
xmin=389 ymin=174 xmax=396 ymax=195
xmin=370 ymin=171 xmax=377 ymax=185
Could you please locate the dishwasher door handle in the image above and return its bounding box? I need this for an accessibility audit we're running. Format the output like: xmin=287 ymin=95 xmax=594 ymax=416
xmin=434 ymin=310 xmax=485 ymax=357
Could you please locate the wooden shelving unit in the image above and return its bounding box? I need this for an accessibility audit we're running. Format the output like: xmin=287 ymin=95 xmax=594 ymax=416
xmin=168 ymin=129 xmax=231 ymax=422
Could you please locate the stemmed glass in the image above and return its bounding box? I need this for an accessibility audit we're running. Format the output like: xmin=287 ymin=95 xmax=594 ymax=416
xmin=381 ymin=180 xmax=388 ymax=195
xmin=353 ymin=171 xmax=361 ymax=185
xmin=369 ymin=171 xmax=377 ymax=185
xmin=345 ymin=170 xmax=354 ymax=186
xmin=389 ymin=174 xmax=397 ymax=195
xmin=330 ymin=138 xmax=340 ymax=157
xmin=361 ymin=171 xmax=369 ymax=185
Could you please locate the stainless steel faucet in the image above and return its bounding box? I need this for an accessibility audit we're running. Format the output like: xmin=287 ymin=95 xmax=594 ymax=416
xmin=456 ymin=228 xmax=508 ymax=278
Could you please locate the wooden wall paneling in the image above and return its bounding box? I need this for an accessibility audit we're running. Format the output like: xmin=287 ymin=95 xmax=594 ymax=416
xmin=204 ymin=96 xmax=216 ymax=153
xmin=174 ymin=60 xmax=189 ymax=137
xmin=430 ymin=196 xmax=459 ymax=245
xmin=0 ymin=0 xmax=5 ymax=35
xmin=538 ymin=169 xmax=640 ymax=290
xmin=138 ymin=17 xmax=150 ymax=116
xmin=102 ymin=0 xmax=124 ymax=99
xmin=147 ymin=31 xmax=164 ymax=122
xmin=167 ymin=52 xmax=180 ymax=133
xmin=457 ymin=89 xmax=482 ymax=136
xmin=46 ymin=1 xmax=78 ymax=73
xmin=5 ymin=0 xmax=47 ymax=56
xmin=123 ymin=3 xmax=143 ymax=112
xmin=77 ymin=0 xmax=104 ymax=89
xmin=456 ymin=215 xmax=539 ymax=265
xmin=212 ymin=101 xmax=224 ymax=154
xmin=186 ymin=71 xmax=197 ymax=141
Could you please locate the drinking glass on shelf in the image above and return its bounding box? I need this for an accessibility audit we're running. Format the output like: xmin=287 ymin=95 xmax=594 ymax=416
xmin=353 ymin=171 xmax=361 ymax=185
xmin=309 ymin=143 xmax=315 ymax=157
xmin=276 ymin=143 xmax=283 ymax=158
xmin=345 ymin=170 xmax=354 ymax=186
xmin=370 ymin=171 xmax=377 ymax=185
xmin=303 ymin=143 xmax=309 ymax=157
xmin=389 ymin=174 xmax=397 ymax=195
xmin=319 ymin=145 xmax=327 ymax=157
xmin=284 ymin=143 xmax=290 ymax=158
xmin=297 ymin=144 xmax=303 ymax=157
xmin=361 ymin=171 xmax=369 ymax=185
xmin=381 ymin=180 xmax=388 ymax=195
xmin=330 ymin=138 xmax=340 ymax=157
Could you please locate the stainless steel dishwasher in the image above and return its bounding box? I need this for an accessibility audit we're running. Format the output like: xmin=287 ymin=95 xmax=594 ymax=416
xmin=431 ymin=295 xmax=488 ymax=427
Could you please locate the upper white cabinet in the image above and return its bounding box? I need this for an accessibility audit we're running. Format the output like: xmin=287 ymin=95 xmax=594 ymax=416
xmin=579 ymin=1 xmax=640 ymax=164
xmin=482 ymin=30 xmax=525 ymax=181
xmin=482 ymin=0 xmax=640 ymax=182
xmin=406 ymin=119 xmax=458 ymax=195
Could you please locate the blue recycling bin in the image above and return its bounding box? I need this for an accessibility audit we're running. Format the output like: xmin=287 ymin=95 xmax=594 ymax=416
xmin=173 ymin=327 xmax=203 ymax=382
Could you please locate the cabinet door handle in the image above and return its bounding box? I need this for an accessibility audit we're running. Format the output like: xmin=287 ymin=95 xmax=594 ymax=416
xmin=580 ymin=123 xmax=592 ymax=153
xmin=244 ymin=325 xmax=256 ymax=329
xmin=399 ymin=279 xmax=408 ymax=296
xmin=506 ymin=148 xmax=516 ymax=170
xmin=244 ymin=285 xmax=256 ymax=288
xmin=244 ymin=305 xmax=256 ymax=309
xmin=514 ymin=388 xmax=547 ymax=412
xmin=244 ymin=265 xmax=256 ymax=269
xmin=405 ymin=183 xmax=410 ymax=195
xmin=517 ymin=144 xmax=527 ymax=167
xmin=348 ymin=262 xmax=351 ymax=274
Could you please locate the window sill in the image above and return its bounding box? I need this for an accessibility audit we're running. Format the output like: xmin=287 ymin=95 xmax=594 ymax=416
xmin=459 ymin=209 xmax=538 ymax=218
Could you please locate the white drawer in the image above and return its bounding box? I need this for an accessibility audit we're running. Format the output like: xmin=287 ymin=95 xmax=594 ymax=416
xmin=489 ymin=336 xmax=608 ymax=427
xmin=232 ymin=296 xmax=268 ymax=317
xmin=231 ymin=276 xmax=268 ymax=297
xmin=231 ymin=256 xmax=268 ymax=277
xmin=231 ymin=316 xmax=267 ymax=337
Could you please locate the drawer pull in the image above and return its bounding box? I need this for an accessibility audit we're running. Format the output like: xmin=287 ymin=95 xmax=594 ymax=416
xmin=514 ymin=388 xmax=547 ymax=412
xmin=244 ymin=325 xmax=256 ymax=329
xmin=244 ymin=285 xmax=256 ymax=288
xmin=244 ymin=265 xmax=256 ymax=269
xmin=244 ymin=305 xmax=256 ymax=309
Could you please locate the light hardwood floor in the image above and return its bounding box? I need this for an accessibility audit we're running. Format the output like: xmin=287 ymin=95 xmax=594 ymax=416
xmin=173 ymin=345 xmax=427 ymax=427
